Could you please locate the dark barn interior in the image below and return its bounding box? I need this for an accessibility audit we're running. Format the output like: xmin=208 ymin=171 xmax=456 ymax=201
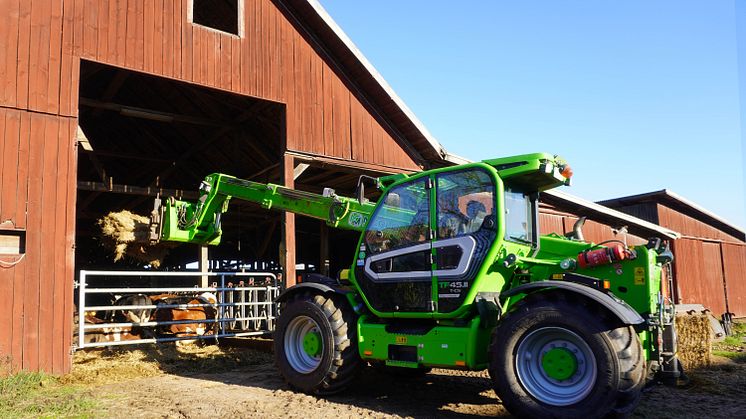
xmin=76 ymin=61 xmax=365 ymax=280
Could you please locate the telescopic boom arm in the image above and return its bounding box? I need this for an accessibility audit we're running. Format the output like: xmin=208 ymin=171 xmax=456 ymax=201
xmin=151 ymin=173 xmax=377 ymax=246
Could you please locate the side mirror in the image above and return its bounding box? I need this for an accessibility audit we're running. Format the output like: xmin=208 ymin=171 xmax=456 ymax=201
xmin=356 ymin=180 xmax=365 ymax=204
xmin=355 ymin=175 xmax=379 ymax=205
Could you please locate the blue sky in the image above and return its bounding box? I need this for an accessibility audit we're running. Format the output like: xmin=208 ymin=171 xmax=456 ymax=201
xmin=319 ymin=1 xmax=745 ymax=229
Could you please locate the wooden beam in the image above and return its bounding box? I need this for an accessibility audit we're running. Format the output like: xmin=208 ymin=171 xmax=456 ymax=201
xmin=77 ymin=181 xmax=199 ymax=199
xmin=286 ymin=151 xmax=413 ymax=175
xmin=199 ymin=246 xmax=209 ymax=288
xmin=79 ymin=97 xmax=232 ymax=127
xmin=77 ymin=126 xmax=109 ymax=184
xmin=281 ymin=154 xmax=297 ymax=287
xmin=79 ymin=149 xmax=172 ymax=164
xmin=293 ymin=163 xmax=310 ymax=180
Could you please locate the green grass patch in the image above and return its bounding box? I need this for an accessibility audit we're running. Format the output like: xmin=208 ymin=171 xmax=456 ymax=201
xmin=0 ymin=371 xmax=99 ymax=419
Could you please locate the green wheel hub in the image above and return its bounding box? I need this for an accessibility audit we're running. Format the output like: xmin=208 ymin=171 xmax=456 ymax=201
xmin=302 ymin=331 xmax=322 ymax=357
xmin=541 ymin=347 xmax=578 ymax=381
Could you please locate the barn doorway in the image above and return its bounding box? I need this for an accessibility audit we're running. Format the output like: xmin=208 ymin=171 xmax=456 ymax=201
xmin=75 ymin=61 xmax=286 ymax=275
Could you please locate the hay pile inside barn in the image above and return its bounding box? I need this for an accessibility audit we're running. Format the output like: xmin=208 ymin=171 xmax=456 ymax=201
xmin=675 ymin=313 xmax=712 ymax=369
xmin=97 ymin=210 xmax=172 ymax=268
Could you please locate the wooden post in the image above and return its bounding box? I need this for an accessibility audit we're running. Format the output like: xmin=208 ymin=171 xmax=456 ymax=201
xmin=281 ymin=154 xmax=297 ymax=287
xmin=199 ymin=245 xmax=209 ymax=288
xmin=320 ymin=222 xmax=330 ymax=277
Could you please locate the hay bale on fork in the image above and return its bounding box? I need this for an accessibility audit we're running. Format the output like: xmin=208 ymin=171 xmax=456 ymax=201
xmin=97 ymin=210 xmax=173 ymax=268
xmin=675 ymin=312 xmax=712 ymax=370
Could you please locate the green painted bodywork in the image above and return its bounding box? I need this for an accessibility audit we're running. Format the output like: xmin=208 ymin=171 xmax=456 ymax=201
xmin=158 ymin=152 xmax=669 ymax=371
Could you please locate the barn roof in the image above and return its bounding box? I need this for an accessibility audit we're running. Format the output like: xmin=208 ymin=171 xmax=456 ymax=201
xmin=598 ymin=190 xmax=745 ymax=241
xmin=286 ymin=0 xmax=457 ymax=166
xmin=545 ymin=190 xmax=680 ymax=240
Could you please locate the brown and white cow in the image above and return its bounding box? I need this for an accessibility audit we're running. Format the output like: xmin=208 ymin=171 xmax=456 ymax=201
xmin=152 ymin=292 xmax=218 ymax=339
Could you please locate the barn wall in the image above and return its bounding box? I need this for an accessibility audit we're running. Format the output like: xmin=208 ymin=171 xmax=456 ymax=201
xmin=0 ymin=0 xmax=421 ymax=172
xmin=721 ymin=243 xmax=746 ymax=317
xmin=0 ymin=0 xmax=423 ymax=374
xmin=657 ymin=204 xmax=742 ymax=242
xmin=671 ymin=238 xmax=728 ymax=315
xmin=539 ymin=211 xmax=648 ymax=246
xmin=0 ymin=108 xmax=77 ymax=374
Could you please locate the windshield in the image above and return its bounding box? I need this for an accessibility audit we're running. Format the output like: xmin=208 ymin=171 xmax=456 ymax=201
xmin=504 ymin=189 xmax=536 ymax=246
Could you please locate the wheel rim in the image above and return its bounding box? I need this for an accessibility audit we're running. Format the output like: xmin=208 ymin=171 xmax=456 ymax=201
xmin=284 ymin=316 xmax=323 ymax=374
xmin=515 ymin=327 xmax=597 ymax=406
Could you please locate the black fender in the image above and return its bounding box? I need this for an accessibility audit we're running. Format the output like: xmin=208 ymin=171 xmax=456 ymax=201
xmin=276 ymin=280 xmax=350 ymax=304
xmin=501 ymin=280 xmax=645 ymax=325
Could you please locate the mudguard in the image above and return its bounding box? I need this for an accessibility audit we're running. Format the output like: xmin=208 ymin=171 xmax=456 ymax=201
xmin=275 ymin=277 xmax=350 ymax=304
xmin=501 ymin=280 xmax=645 ymax=325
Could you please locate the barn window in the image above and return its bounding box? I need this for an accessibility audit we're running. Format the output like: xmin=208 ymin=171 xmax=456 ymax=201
xmin=191 ymin=0 xmax=241 ymax=36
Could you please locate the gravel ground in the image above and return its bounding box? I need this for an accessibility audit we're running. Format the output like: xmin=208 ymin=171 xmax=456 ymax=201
xmin=72 ymin=345 xmax=746 ymax=419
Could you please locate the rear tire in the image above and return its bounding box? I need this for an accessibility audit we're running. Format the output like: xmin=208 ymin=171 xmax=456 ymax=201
xmin=274 ymin=292 xmax=360 ymax=395
xmin=489 ymin=293 xmax=645 ymax=419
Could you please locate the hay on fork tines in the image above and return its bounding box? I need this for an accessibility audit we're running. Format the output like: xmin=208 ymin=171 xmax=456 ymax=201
xmin=675 ymin=313 xmax=712 ymax=370
xmin=97 ymin=210 xmax=172 ymax=268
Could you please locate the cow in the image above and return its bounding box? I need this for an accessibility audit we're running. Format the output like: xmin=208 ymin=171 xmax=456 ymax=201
xmin=82 ymin=312 xmax=144 ymax=344
xmin=151 ymin=292 xmax=218 ymax=342
xmin=111 ymin=293 xmax=153 ymax=324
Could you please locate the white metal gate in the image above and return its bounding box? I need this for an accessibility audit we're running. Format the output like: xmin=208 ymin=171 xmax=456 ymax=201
xmin=77 ymin=270 xmax=280 ymax=349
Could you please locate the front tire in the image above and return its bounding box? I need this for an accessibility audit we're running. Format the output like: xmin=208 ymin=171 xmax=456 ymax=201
xmin=489 ymin=293 xmax=645 ymax=419
xmin=274 ymin=292 xmax=360 ymax=395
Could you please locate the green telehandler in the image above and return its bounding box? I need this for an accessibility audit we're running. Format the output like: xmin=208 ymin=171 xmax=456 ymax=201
xmin=149 ymin=152 xmax=682 ymax=418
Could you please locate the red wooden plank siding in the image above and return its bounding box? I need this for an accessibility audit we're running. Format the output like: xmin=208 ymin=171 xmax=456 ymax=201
xmin=152 ymin=0 xmax=163 ymax=74
xmin=28 ymin=0 xmax=52 ymax=113
xmin=673 ymin=239 xmax=727 ymax=315
xmin=10 ymin=111 xmax=31 ymax=370
xmin=37 ymin=116 xmax=59 ymax=372
xmin=81 ymin=0 xmax=97 ymax=59
xmin=309 ymin=52 xmax=323 ymax=154
xmin=16 ymin=0 xmax=32 ymax=109
xmin=181 ymin=0 xmax=193 ymax=81
xmin=321 ymin=64 xmax=334 ymax=156
xmin=701 ymin=242 xmax=727 ymax=315
xmin=539 ymin=213 xmax=565 ymax=236
xmin=143 ymin=0 xmax=154 ymax=73
xmin=332 ymin=76 xmax=350 ymax=159
xmin=722 ymin=243 xmax=746 ymax=317
xmin=124 ymin=0 xmax=137 ymax=68
xmin=349 ymin=97 xmax=364 ymax=161
xmin=59 ymin=0 xmax=76 ymax=116
xmin=63 ymin=118 xmax=77 ymax=374
xmin=96 ymin=0 xmax=109 ymax=63
xmin=171 ymin=0 xmax=180 ymax=79
xmin=47 ymin=0 xmax=64 ymax=115
xmin=22 ymin=114 xmax=45 ymax=371
xmin=1 ymin=0 xmax=21 ymax=106
xmin=0 ymin=110 xmax=11 ymax=360
xmin=52 ymin=118 xmax=70 ymax=374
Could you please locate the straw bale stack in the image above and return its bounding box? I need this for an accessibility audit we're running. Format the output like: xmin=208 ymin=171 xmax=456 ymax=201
xmin=97 ymin=210 xmax=172 ymax=268
xmin=675 ymin=312 xmax=712 ymax=370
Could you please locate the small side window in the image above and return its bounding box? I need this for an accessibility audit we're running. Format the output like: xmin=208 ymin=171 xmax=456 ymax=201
xmin=191 ymin=0 xmax=241 ymax=36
